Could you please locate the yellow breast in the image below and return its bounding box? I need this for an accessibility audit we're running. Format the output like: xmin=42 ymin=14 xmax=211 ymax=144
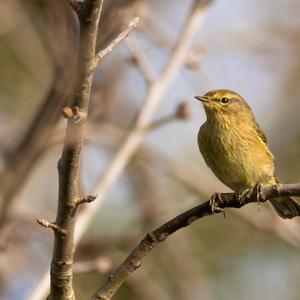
xmin=198 ymin=116 xmax=275 ymax=191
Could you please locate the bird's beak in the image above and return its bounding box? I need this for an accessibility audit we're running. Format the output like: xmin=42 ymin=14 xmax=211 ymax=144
xmin=194 ymin=95 xmax=210 ymax=102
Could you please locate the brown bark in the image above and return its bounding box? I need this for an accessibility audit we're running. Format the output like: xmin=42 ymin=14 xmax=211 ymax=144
xmin=47 ymin=1 xmax=104 ymax=299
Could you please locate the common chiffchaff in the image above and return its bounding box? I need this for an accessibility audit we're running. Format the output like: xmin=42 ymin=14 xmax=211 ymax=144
xmin=195 ymin=89 xmax=300 ymax=219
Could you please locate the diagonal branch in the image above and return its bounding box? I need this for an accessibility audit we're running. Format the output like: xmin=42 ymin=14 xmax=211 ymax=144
xmin=91 ymin=183 xmax=300 ymax=300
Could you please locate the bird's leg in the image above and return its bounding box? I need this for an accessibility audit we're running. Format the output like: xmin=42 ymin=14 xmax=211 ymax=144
xmin=209 ymin=192 xmax=226 ymax=218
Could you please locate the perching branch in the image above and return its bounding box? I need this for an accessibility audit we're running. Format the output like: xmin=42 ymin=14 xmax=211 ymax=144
xmin=135 ymin=146 xmax=300 ymax=248
xmin=91 ymin=183 xmax=300 ymax=300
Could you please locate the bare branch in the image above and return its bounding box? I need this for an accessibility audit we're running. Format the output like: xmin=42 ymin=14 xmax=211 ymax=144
xmin=47 ymin=1 xmax=104 ymax=299
xmin=92 ymin=17 xmax=140 ymax=69
xmin=136 ymin=147 xmax=300 ymax=248
xmin=91 ymin=183 xmax=300 ymax=300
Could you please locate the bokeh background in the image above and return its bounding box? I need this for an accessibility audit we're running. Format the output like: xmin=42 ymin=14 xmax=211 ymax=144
xmin=0 ymin=0 xmax=300 ymax=299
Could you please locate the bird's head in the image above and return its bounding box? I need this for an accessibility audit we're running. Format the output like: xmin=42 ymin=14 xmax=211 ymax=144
xmin=194 ymin=89 xmax=252 ymax=121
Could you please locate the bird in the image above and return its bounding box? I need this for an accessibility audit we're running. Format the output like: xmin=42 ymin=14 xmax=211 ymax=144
xmin=195 ymin=89 xmax=300 ymax=219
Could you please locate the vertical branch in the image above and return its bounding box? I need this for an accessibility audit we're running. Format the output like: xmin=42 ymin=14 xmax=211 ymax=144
xmin=48 ymin=1 xmax=104 ymax=299
xmin=30 ymin=15 xmax=139 ymax=300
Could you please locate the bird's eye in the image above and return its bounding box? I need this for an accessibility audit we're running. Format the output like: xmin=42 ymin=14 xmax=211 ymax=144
xmin=220 ymin=97 xmax=230 ymax=105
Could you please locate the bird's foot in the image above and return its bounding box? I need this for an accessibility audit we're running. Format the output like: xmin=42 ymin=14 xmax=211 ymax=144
xmin=236 ymin=184 xmax=264 ymax=209
xmin=236 ymin=189 xmax=251 ymax=205
xmin=209 ymin=192 xmax=226 ymax=218
xmin=253 ymin=184 xmax=265 ymax=210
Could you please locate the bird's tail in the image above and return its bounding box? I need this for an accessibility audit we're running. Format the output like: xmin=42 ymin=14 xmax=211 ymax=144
xmin=270 ymin=197 xmax=300 ymax=219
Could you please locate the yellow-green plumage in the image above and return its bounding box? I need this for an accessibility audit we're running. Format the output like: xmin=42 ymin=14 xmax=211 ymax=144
xmin=196 ymin=89 xmax=300 ymax=219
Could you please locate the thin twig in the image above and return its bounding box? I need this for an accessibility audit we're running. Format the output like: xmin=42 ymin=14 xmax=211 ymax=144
xmin=75 ymin=194 xmax=98 ymax=206
xmin=91 ymin=183 xmax=300 ymax=300
xmin=36 ymin=218 xmax=67 ymax=235
xmin=92 ymin=17 xmax=140 ymax=69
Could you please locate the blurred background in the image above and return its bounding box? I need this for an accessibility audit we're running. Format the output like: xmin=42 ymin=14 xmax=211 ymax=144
xmin=0 ymin=0 xmax=300 ymax=299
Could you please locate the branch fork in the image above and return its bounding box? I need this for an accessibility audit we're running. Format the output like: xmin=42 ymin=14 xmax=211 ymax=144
xmin=91 ymin=17 xmax=140 ymax=71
